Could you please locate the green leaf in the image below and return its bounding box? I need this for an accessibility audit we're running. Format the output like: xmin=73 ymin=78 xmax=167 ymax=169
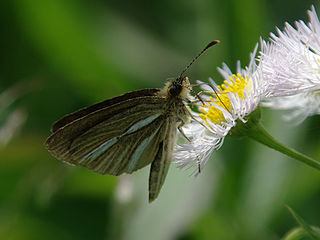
xmin=286 ymin=205 xmax=320 ymax=240
xmin=283 ymin=227 xmax=310 ymax=240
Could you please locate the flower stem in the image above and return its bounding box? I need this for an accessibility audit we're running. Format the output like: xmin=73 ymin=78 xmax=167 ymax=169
xmin=247 ymin=122 xmax=320 ymax=171
xmin=231 ymin=108 xmax=320 ymax=171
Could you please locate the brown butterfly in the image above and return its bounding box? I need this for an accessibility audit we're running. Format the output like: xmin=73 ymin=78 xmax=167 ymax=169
xmin=45 ymin=40 xmax=219 ymax=202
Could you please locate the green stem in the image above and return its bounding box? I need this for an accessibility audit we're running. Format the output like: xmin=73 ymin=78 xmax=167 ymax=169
xmin=231 ymin=108 xmax=320 ymax=171
xmin=247 ymin=122 xmax=320 ymax=171
xmin=248 ymin=123 xmax=320 ymax=170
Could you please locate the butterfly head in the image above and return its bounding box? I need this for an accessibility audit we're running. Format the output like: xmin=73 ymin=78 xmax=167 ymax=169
xmin=167 ymin=76 xmax=191 ymax=99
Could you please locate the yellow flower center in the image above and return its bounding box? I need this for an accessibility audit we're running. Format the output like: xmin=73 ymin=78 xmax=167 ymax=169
xmin=199 ymin=73 xmax=251 ymax=125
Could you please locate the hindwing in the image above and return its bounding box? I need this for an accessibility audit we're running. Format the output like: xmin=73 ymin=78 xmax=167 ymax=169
xmin=148 ymin=116 xmax=178 ymax=202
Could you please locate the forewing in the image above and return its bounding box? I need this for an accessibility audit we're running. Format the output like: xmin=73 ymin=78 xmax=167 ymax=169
xmin=148 ymin=116 xmax=178 ymax=202
xmin=45 ymin=96 xmax=166 ymax=174
xmin=51 ymin=88 xmax=160 ymax=133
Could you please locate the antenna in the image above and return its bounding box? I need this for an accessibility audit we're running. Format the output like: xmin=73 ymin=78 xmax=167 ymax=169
xmin=180 ymin=40 xmax=220 ymax=78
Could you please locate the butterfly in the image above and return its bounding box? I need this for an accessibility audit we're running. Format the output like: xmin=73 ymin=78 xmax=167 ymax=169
xmin=45 ymin=40 xmax=219 ymax=202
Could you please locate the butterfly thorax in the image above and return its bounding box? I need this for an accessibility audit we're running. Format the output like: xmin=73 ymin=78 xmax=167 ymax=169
xmin=158 ymin=76 xmax=192 ymax=124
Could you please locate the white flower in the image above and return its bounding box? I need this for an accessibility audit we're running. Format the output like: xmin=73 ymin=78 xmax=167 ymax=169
xmin=262 ymin=91 xmax=320 ymax=124
xmin=174 ymin=46 xmax=265 ymax=173
xmin=259 ymin=6 xmax=320 ymax=121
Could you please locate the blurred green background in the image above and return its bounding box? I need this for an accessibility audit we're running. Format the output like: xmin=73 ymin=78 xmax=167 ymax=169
xmin=1 ymin=0 xmax=320 ymax=239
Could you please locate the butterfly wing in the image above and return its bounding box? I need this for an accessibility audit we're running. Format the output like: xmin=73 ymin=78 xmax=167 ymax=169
xmin=149 ymin=116 xmax=178 ymax=202
xmin=71 ymin=114 xmax=167 ymax=175
xmin=46 ymin=95 xmax=167 ymax=175
xmin=51 ymin=88 xmax=160 ymax=133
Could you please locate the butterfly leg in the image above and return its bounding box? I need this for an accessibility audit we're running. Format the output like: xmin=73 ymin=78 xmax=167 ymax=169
xmin=196 ymin=156 xmax=201 ymax=174
xmin=190 ymin=82 xmax=206 ymax=87
xmin=194 ymin=90 xmax=223 ymax=105
xmin=187 ymin=90 xmax=213 ymax=105
xmin=195 ymin=92 xmax=206 ymax=105
xmin=178 ymin=122 xmax=191 ymax=142
xmin=196 ymin=90 xmax=232 ymax=115
xmin=183 ymin=105 xmax=212 ymax=132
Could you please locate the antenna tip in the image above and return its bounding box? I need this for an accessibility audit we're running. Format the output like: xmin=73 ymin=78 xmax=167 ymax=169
xmin=207 ymin=40 xmax=220 ymax=48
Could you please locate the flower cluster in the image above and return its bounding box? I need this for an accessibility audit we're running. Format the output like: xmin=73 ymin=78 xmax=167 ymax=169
xmin=174 ymin=6 xmax=320 ymax=173
xmin=260 ymin=6 xmax=320 ymax=122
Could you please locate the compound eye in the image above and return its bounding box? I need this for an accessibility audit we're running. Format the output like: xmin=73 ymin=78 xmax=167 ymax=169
xmin=169 ymin=83 xmax=182 ymax=96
